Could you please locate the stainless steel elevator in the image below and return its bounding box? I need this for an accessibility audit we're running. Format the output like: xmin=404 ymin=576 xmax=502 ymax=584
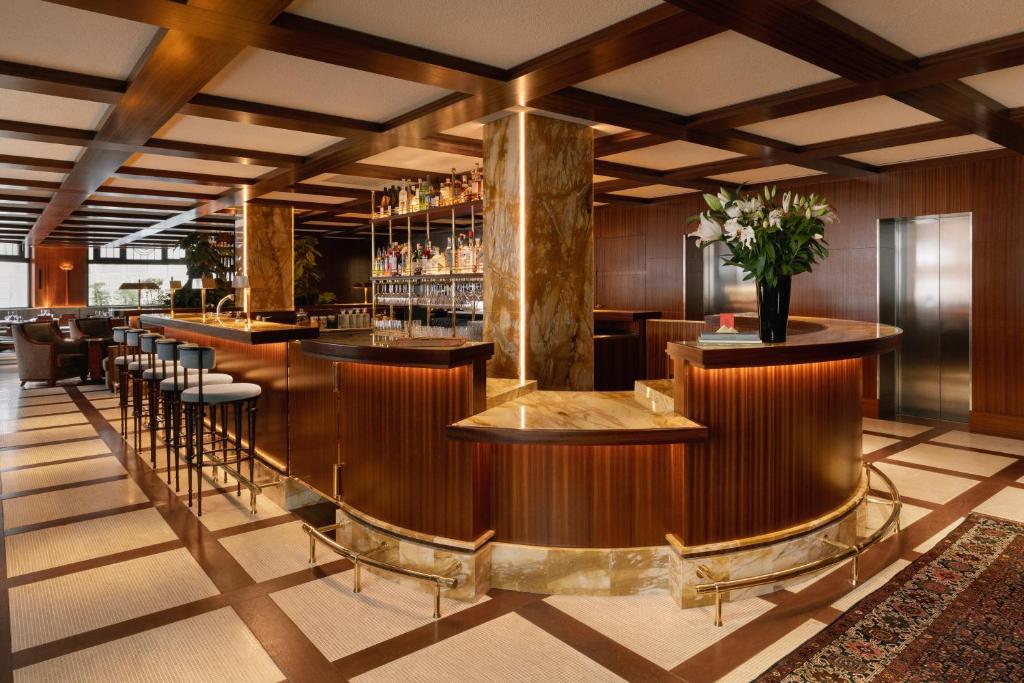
xmin=879 ymin=214 xmax=972 ymax=422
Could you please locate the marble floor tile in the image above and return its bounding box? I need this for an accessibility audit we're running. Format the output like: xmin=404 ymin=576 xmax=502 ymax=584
xmin=859 ymin=500 xmax=931 ymax=535
xmin=13 ymin=608 xmax=282 ymax=683
xmin=182 ymin=484 xmax=287 ymax=532
xmin=0 ymin=423 xmax=97 ymax=449
xmin=873 ymin=461 xmax=977 ymax=504
xmin=0 ymin=412 xmax=89 ymax=433
xmin=831 ymin=559 xmax=911 ymax=611
xmin=271 ymin=569 xmax=484 ymax=662
xmin=219 ymin=520 xmax=332 ymax=582
xmin=6 ymin=507 xmax=178 ymax=577
xmin=9 ymin=548 xmax=218 ymax=651
xmin=352 ymin=612 xmax=624 ymax=683
xmin=932 ymin=430 xmax=1024 ymax=456
xmin=0 ymin=439 xmax=110 ymax=470
xmin=862 ymin=418 xmax=932 ymax=437
xmin=972 ymin=487 xmax=1024 ymax=523
xmin=913 ymin=517 xmax=964 ymax=554
xmin=863 ymin=433 xmax=899 ymax=454
xmin=544 ymin=593 xmax=774 ymax=670
xmin=717 ymin=619 xmax=827 ymax=683
xmin=887 ymin=442 xmax=1016 ymax=477
xmin=1 ymin=456 xmax=126 ymax=494
xmin=3 ymin=478 xmax=149 ymax=529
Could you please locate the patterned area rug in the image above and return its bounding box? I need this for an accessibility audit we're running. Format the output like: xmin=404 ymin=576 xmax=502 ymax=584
xmin=758 ymin=513 xmax=1024 ymax=682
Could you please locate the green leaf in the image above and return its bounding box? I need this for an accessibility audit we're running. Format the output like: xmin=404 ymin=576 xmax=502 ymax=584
xmin=702 ymin=193 xmax=722 ymax=211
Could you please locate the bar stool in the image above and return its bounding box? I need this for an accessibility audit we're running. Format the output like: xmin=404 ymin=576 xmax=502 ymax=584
xmin=156 ymin=341 xmax=232 ymax=490
xmin=179 ymin=345 xmax=261 ymax=516
xmin=118 ymin=328 xmax=146 ymax=439
xmin=104 ymin=325 xmax=131 ymax=392
xmin=127 ymin=332 xmax=161 ymax=451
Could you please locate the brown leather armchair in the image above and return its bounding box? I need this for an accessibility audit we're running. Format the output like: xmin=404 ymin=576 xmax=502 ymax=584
xmin=13 ymin=321 xmax=87 ymax=387
xmin=69 ymin=317 xmax=115 ymax=343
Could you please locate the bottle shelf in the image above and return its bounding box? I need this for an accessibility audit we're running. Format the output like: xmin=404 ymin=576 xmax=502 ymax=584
xmin=371 ymin=272 xmax=483 ymax=282
xmin=369 ymin=200 xmax=483 ymax=225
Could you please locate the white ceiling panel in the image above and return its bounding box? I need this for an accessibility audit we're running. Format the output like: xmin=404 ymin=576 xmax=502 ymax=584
xmin=313 ymin=174 xmax=391 ymax=190
xmin=739 ymin=97 xmax=939 ymax=146
xmin=593 ymin=175 xmax=615 ymax=183
xmin=0 ymin=138 xmax=83 ymax=162
xmin=843 ymin=134 xmax=1003 ymax=166
xmin=154 ymin=116 xmax=341 ymax=156
xmin=358 ymin=147 xmax=480 ymax=175
xmin=600 ymin=140 xmax=744 ymax=171
xmin=819 ymin=0 xmax=1024 ymax=57
xmin=608 ymin=185 xmax=695 ymax=199
xmin=261 ymin=191 xmax=353 ymax=204
xmin=442 ymin=122 xmax=486 ymax=140
xmin=961 ymin=65 xmax=1024 ymax=108
xmin=0 ymin=169 xmax=67 ymax=184
xmin=709 ymin=164 xmax=824 ymax=185
xmin=579 ymin=31 xmax=836 ymax=116
xmin=124 ymin=154 xmax=274 ymax=179
xmin=0 ymin=89 xmax=109 ymax=130
xmin=87 ymin=195 xmax=194 ymax=208
xmin=202 ymin=48 xmax=453 ymax=124
xmin=100 ymin=179 xmax=228 ymax=196
xmin=0 ymin=0 xmax=159 ymax=79
xmin=287 ymin=0 xmax=661 ymax=69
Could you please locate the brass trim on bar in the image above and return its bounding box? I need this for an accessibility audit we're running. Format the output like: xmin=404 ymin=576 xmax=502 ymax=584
xmin=693 ymin=463 xmax=902 ymax=626
xmin=302 ymin=521 xmax=459 ymax=619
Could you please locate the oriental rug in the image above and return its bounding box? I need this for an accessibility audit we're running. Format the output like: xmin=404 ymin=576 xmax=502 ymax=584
xmin=757 ymin=513 xmax=1024 ymax=682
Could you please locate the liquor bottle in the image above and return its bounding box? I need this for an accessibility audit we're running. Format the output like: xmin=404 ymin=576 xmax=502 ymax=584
xmin=446 ymin=237 xmax=454 ymax=273
xmin=440 ymin=177 xmax=451 ymax=205
xmin=452 ymin=172 xmax=462 ymax=204
xmin=474 ymin=237 xmax=482 ymax=272
xmin=398 ymin=181 xmax=408 ymax=214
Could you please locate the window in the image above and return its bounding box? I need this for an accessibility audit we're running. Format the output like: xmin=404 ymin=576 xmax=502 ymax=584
xmin=0 ymin=242 xmax=21 ymax=257
xmin=166 ymin=247 xmax=185 ymax=260
xmin=126 ymin=247 xmax=162 ymax=261
xmin=96 ymin=246 xmax=121 ymax=260
xmin=88 ymin=262 xmax=188 ymax=306
xmin=0 ymin=260 xmax=29 ymax=308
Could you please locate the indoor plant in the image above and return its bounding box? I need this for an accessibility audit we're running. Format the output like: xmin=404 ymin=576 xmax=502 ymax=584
xmin=689 ymin=185 xmax=833 ymax=342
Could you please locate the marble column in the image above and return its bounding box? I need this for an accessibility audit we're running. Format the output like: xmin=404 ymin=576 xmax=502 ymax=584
xmin=238 ymin=204 xmax=294 ymax=311
xmin=483 ymin=113 xmax=594 ymax=390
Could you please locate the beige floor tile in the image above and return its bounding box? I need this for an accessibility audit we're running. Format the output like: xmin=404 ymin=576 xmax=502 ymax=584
xmin=9 ymin=548 xmax=218 ymax=651
xmin=0 ymin=439 xmax=111 ymax=470
xmin=353 ymin=612 xmax=623 ymax=682
xmin=13 ymin=607 xmax=282 ymax=683
xmin=0 ymin=412 xmax=89 ymax=433
xmin=2 ymin=456 xmax=126 ymax=494
xmin=831 ymin=559 xmax=910 ymax=611
xmin=271 ymin=569 xmax=485 ymax=661
xmin=87 ymin=397 xmax=120 ymax=410
xmin=717 ymin=619 xmax=827 ymax=683
xmin=973 ymin=487 xmax=1024 ymax=523
xmin=6 ymin=507 xmax=178 ymax=577
xmin=873 ymin=461 xmax=976 ymax=504
xmin=932 ymin=430 xmax=1024 ymax=456
xmin=913 ymin=517 xmax=965 ymax=554
xmin=185 ymin=485 xmax=287 ymax=532
xmin=77 ymin=385 xmax=109 ymax=393
xmin=5 ymin=403 xmax=83 ymax=418
xmin=863 ymin=418 xmax=932 ymax=437
xmin=888 ymin=443 xmax=1016 ymax=477
xmin=4 ymin=386 xmax=68 ymax=398
xmin=787 ymin=560 xmax=847 ymax=593
xmin=0 ymin=423 xmax=97 ymax=449
xmin=5 ymin=395 xmax=74 ymax=407
xmin=4 ymin=478 xmax=149 ymax=529
xmin=863 ymin=433 xmax=899 ymax=454
xmin=220 ymin=520 xmax=332 ymax=582
xmin=544 ymin=593 xmax=774 ymax=670
xmin=859 ymin=500 xmax=931 ymax=535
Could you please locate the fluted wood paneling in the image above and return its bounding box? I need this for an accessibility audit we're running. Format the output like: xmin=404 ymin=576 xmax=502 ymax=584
xmin=32 ymin=245 xmax=87 ymax=307
xmin=645 ymin=319 xmax=702 ymax=379
xmin=488 ymin=442 xmax=672 ymax=547
xmin=601 ymin=153 xmax=1024 ymax=437
xmin=286 ymin=345 xmax=337 ymax=498
xmin=673 ymin=357 xmax=863 ymax=546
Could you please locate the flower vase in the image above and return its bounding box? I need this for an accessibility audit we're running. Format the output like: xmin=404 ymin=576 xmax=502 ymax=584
xmin=756 ymin=275 xmax=791 ymax=343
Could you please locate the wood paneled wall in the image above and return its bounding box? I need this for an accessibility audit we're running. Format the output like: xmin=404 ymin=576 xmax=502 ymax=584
xmin=31 ymin=245 xmax=88 ymax=307
xmin=595 ymin=152 xmax=1024 ymax=436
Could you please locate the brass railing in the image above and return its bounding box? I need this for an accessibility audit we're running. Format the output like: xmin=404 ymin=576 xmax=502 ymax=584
xmin=694 ymin=463 xmax=902 ymax=626
xmin=302 ymin=522 xmax=460 ymax=618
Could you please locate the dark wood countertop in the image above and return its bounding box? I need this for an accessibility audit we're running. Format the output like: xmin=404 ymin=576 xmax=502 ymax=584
xmin=667 ymin=316 xmax=901 ymax=369
xmin=593 ymin=309 xmax=663 ymax=322
xmin=301 ymin=331 xmax=493 ymax=369
xmin=447 ymin=390 xmax=707 ymax=446
xmin=140 ymin=314 xmax=320 ymax=345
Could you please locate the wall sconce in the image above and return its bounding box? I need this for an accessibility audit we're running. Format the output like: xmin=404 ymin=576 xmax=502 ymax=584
xmin=59 ymin=262 xmax=74 ymax=306
xmin=232 ymin=274 xmax=251 ymax=329
xmin=192 ymin=277 xmax=217 ymax=322
xmin=168 ymin=279 xmax=182 ymax=318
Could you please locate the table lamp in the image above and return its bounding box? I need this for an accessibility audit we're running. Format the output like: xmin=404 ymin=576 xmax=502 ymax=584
xmin=169 ymin=279 xmax=182 ymax=318
xmin=192 ymin=277 xmax=217 ymax=322
xmin=232 ymin=274 xmax=251 ymax=329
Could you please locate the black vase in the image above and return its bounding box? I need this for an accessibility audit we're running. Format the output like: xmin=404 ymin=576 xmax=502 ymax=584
xmin=756 ymin=275 xmax=792 ymax=343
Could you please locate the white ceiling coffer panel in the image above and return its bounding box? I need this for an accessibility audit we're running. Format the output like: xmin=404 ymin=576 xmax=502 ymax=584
xmin=600 ymin=140 xmax=745 ymax=171
xmin=709 ymin=164 xmax=824 ymax=185
xmin=121 ymin=154 xmax=275 ymax=180
xmin=202 ymin=49 xmax=453 ymax=124
xmin=287 ymin=0 xmax=662 ymax=69
xmin=819 ymin=0 xmax=1024 ymax=58
xmin=0 ymin=89 xmax=110 ymax=130
xmin=154 ymin=116 xmax=341 ymax=157
xmin=608 ymin=185 xmax=696 ymax=199
xmin=357 ymin=147 xmax=482 ymax=175
xmin=961 ymin=65 xmax=1024 ymax=108
xmin=739 ymin=97 xmax=940 ymax=146
xmin=579 ymin=31 xmax=836 ymax=116
xmin=0 ymin=139 xmax=84 ymax=162
xmin=843 ymin=135 xmax=1003 ymax=166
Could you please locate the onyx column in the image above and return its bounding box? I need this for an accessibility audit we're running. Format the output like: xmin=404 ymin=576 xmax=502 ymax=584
xmin=237 ymin=204 xmax=294 ymax=311
xmin=483 ymin=113 xmax=594 ymax=390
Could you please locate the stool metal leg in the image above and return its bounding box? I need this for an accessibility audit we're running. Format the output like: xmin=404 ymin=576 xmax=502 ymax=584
xmin=148 ymin=379 xmax=158 ymax=467
xmin=247 ymin=400 xmax=257 ymax=487
xmin=196 ymin=404 xmax=205 ymax=517
xmin=234 ymin=403 xmax=243 ymax=497
xmin=185 ymin=403 xmax=194 ymax=508
xmin=220 ymin=405 xmax=229 ymax=484
xmin=162 ymin=390 xmax=173 ymax=483
xmin=119 ymin=366 xmax=128 ymax=437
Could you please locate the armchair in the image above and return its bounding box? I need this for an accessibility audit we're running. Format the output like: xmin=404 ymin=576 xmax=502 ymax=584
xmin=13 ymin=321 xmax=87 ymax=387
xmin=69 ymin=317 xmax=115 ymax=345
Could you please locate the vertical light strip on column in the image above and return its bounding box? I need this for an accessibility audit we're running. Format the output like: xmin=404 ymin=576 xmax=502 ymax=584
xmin=242 ymin=201 xmax=249 ymax=314
xmin=517 ymin=111 xmax=527 ymax=382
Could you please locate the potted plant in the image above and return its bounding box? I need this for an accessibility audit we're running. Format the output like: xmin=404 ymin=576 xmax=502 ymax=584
xmin=689 ymin=185 xmax=833 ymax=342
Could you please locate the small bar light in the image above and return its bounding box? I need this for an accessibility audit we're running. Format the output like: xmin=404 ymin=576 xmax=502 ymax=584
xmin=191 ymin=277 xmax=217 ymax=322
xmin=169 ymin=279 xmax=182 ymax=318
xmin=232 ymin=274 xmax=251 ymax=329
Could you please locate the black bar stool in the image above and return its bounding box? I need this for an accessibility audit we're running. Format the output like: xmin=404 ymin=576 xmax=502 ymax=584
xmin=104 ymin=325 xmax=131 ymax=393
xmin=119 ymin=328 xmax=147 ymax=441
xmin=179 ymin=346 xmax=261 ymax=515
xmin=127 ymin=332 xmax=161 ymax=451
xmin=157 ymin=341 xmax=232 ymax=491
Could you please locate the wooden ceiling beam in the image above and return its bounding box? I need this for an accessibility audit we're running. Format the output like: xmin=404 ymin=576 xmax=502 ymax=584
xmin=0 ymin=155 xmax=74 ymax=173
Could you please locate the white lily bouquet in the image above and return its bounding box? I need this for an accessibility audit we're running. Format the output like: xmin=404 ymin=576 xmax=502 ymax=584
xmin=689 ymin=185 xmax=835 ymax=341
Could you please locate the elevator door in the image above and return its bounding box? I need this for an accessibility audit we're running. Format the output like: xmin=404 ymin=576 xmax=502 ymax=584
xmin=894 ymin=214 xmax=971 ymax=422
